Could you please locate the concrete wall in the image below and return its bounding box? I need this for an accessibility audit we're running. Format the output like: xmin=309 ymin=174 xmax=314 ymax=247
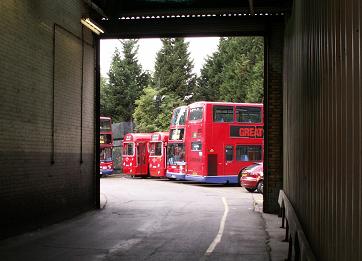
xmin=283 ymin=0 xmax=362 ymax=260
xmin=0 ymin=0 xmax=96 ymax=238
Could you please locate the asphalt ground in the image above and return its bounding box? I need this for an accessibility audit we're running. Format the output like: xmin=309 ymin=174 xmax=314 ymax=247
xmin=0 ymin=175 xmax=287 ymax=261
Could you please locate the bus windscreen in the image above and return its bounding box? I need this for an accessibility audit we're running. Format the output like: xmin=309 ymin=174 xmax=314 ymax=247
xmin=167 ymin=143 xmax=185 ymax=165
xmin=100 ymin=147 xmax=112 ymax=161
xmin=171 ymin=107 xmax=186 ymax=125
xmin=100 ymin=119 xmax=111 ymax=131
xmin=123 ymin=143 xmax=134 ymax=156
xmin=149 ymin=142 xmax=162 ymax=156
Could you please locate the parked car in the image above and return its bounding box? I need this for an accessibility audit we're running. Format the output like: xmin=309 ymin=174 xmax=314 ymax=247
xmin=240 ymin=163 xmax=263 ymax=193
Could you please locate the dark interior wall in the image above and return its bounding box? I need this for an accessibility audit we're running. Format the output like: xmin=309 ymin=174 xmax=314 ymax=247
xmin=283 ymin=0 xmax=362 ymax=260
xmin=0 ymin=0 xmax=96 ymax=238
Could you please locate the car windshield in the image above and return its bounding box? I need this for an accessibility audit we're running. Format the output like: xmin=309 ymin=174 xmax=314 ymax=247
xmin=244 ymin=163 xmax=261 ymax=171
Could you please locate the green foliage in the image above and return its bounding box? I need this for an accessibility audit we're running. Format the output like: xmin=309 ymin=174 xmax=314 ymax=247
xmin=104 ymin=40 xmax=149 ymax=122
xmin=100 ymin=76 xmax=112 ymax=116
xmin=103 ymin=36 xmax=264 ymax=133
xmin=153 ymin=38 xmax=196 ymax=101
xmin=195 ymin=37 xmax=264 ymax=103
xmin=133 ymin=87 xmax=184 ymax=132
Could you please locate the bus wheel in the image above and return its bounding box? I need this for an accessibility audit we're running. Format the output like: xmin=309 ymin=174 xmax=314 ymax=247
xmin=245 ymin=187 xmax=256 ymax=193
xmin=257 ymin=180 xmax=263 ymax=194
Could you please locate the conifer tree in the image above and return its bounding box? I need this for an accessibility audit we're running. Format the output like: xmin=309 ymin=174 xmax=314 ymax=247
xmin=195 ymin=37 xmax=264 ymax=103
xmin=153 ymin=38 xmax=196 ymax=101
xmin=104 ymin=40 xmax=149 ymax=122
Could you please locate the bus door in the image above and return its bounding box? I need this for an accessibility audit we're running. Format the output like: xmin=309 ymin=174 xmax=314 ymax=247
xmin=223 ymin=145 xmax=235 ymax=175
xmin=190 ymin=141 xmax=203 ymax=175
xmin=137 ymin=143 xmax=148 ymax=174
xmin=163 ymin=145 xmax=167 ymax=169
xmin=207 ymin=154 xmax=217 ymax=176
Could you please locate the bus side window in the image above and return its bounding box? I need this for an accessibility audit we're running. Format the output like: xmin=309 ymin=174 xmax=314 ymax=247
xmin=225 ymin=145 xmax=233 ymax=161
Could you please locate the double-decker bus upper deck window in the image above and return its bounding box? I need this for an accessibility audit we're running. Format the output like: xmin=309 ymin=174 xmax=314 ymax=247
xmin=169 ymin=128 xmax=185 ymax=141
xmin=191 ymin=141 xmax=202 ymax=151
xmin=189 ymin=107 xmax=203 ymax=121
xmin=236 ymin=145 xmax=262 ymax=161
xmin=171 ymin=107 xmax=186 ymax=125
xmin=149 ymin=142 xmax=162 ymax=156
xmin=236 ymin=107 xmax=262 ymax=123
xmin=123 ymin=143 xmax=134 ymax=156
xmin=100 ymin=119 xmax=111 ymax=131
xmin=213 ymin=106 xmax=234 ymax=122
xmin=225 ymin=145 xmax=234 ymax=161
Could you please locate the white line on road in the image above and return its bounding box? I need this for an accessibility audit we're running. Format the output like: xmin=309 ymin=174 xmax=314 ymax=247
xmin=204 ymin=197 xmax=229 ymax=256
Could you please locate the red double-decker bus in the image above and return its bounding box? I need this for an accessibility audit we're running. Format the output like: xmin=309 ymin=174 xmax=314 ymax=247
xmin=122 ymin=133 xmax=151 ymax=177
xmin=166 ymin=106 xmax=187 ymax=180
xmin=184 ymin=101 xmax=264 ymax=184
xmin=100 ymin=116 xmax=113 ymax=175
xmin=149 ymin=132 xmax=169 ymax=177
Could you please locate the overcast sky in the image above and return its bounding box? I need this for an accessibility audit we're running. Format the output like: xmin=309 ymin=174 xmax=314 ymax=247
xmin=100 ymin=37 xmax=220 ymax=77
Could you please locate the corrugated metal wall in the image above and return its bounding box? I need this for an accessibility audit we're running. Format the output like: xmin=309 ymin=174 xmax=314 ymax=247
xmin=283 ymin=0 xmax=362 ymax=260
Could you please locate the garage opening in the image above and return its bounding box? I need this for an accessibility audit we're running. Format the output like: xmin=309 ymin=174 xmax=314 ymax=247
xmin=99 ymin=36 xmax=264 ymax=187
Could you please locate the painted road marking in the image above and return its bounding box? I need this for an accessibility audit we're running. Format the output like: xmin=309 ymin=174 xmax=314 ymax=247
xmin=205 ymin=197 xmax=229 ymax=256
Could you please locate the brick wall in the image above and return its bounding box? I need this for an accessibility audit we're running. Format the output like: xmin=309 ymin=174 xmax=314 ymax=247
xmin=263 ymin=20 xmax=284 ymax=214
xmin=0 ymin=0 xmax=96 ymax=238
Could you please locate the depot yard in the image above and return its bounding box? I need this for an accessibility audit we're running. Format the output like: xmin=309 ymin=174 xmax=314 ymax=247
xmin=99 ymin=174 xmax=269 ymax=261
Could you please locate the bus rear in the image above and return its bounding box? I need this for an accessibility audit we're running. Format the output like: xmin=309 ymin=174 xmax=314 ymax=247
xmin=149 ymin=132 xmax=169 ymax=177
xmin=166 ymin=106 xmax=187 ymax=180
xmin=185 ymin=102 xmax=264 ymax=184
xmin=122 ymin=133 xmax=151 ymax=177
xmin=100 ymin=117 xmax=113 ymax=175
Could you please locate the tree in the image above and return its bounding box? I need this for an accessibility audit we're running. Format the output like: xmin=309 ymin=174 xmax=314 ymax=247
xmin=100 ymin=76 xmax=112 ymax=116
xmin=133 ymin=87 xmax=184 ymax=132
xmin=153 ymin=38 xmax=196 ymax=101
xmin=195 ymin=37 xmax=264 ymax=103
xmin=193 ymin=51 xmax=223 ymax=102
xmin=105 ymin=40 xmax=149 ymax=122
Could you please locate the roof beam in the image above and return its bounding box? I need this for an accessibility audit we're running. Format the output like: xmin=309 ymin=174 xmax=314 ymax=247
xmin=248 ymin=0 xmax=255 ymax=15
xmin=97 ymin=16 xmax=286 ymax=39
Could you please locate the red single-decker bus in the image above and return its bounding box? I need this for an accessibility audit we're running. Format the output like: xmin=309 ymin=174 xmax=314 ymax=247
xmin=149 ymin=132 xmax=169 ymax=177
xmin=100 ymin=116 xmax=113 ymax=175
xmin=122 ymin=133 xmax=151 ymax=177
xmin=166 ymin=106 xmax=188 ymax=180
xmin=184 ymin=102 xmax=264 ymax=184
